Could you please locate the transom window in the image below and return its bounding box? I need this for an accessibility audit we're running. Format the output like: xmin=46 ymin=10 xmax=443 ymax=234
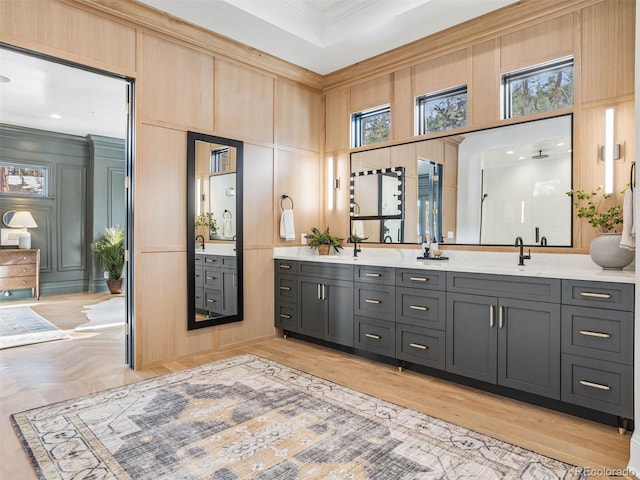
xmin=416 ymin=85 xmax=468 ymax=135
xmin=351 ymin=105 xmax=391 ymax=148
xmin=503 ymin=57 xmax=574 ymax=119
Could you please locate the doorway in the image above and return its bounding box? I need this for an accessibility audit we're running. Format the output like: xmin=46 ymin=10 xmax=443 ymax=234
xmin=0 ymin=44 xmax=135 ymax=367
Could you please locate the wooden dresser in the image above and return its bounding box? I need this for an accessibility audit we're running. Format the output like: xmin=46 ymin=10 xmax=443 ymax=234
xmin=0 ymin=249 xmax=40 ymax=299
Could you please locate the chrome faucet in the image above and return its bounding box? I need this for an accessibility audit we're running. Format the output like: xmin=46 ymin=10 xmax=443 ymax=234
xmin=515 ymin=236 xmax=531 ymax=266
xmin=195 ymin=234 xmax=205 ymax=250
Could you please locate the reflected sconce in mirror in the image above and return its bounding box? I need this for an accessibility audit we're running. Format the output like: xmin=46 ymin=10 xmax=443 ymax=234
xmin=7 ymin=210 xmax=37 ymax=249
xmin=327 ymin=157 xmax=339 ymax=210
xmin=602 ymin=107 xmax=621 ymax=194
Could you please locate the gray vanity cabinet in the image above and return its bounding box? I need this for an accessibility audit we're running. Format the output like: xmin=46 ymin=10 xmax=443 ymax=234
xmin=446 ymin=273 xmax=561 ymax=399
xmin=298 ymin=262 xmax=354 ymax=347
xmin=275 ymin=260 xmax=298 ymax=332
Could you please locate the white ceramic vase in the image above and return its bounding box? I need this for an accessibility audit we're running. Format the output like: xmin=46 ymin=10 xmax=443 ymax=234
xmin=589 ymin=233 xmax=634 ymax=270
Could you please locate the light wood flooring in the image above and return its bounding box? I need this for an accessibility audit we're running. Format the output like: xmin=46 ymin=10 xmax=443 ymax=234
xmin=0 ymin=293 xmax=633 ymax=479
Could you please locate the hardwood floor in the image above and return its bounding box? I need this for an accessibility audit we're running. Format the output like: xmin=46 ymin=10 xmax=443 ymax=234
xmin=0 ymin=293 xmax=632 ymax=479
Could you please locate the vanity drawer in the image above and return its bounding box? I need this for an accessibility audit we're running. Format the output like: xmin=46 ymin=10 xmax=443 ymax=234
xmin=275 ymin=259 xmax=298 ymax=274
xmin=203 ymin=268 xmax=221 ymax=289
xmin=299 ymin=261 xmax=353 ymax=281
xmin=561 ymin=354 xmax=633 ymax=418
xmin=396 ymin=323 xmax=445 ymax=371
xmin=195 ymin=287 xmax=204 ymax=310
xmin=203 ymin=289 xmax=222 ymax=313
xmin=396 ymin=269 xmax=446 ymax=291
xmin=275 ymin=302 xmax=297 ymax=331
xmin=275 ymin=274 xmax=297 ymax=302
xmin=562 ymin=280 xmax=634 ymax=311
xmin=195 ymin=254 xmax=203 ymax=266
xmin=203 ymin=255 xmax=222 ymax=267
xmin=222 ymin=256 xmax=236 ymax=268
xmin=396 ymin=288 xmax=446 ymax=330
xmin=561 ymin=305 xmax=633 ymax=365
xmin=447 ymin=272 xmax=561 ymax=303
xmin=354 ymin=265 xmax=395 ymax=286
xmin=354 ymin=316 xmax=395 ymax=357
xmin=354 ymin=283 xmax=395 ymax=320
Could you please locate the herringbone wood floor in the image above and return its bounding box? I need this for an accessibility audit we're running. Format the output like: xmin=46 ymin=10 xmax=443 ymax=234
xmin=0 ymin=293 xmax=632 ymax=479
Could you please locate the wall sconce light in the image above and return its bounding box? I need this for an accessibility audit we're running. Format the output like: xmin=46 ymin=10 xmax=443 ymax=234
xmin=327 ymin=157 xmax=339 ymax=210
xmin=7 ymin=210 xmax=38 ymax=249
xmin=601 ymin=107 xmax=621 ymax=194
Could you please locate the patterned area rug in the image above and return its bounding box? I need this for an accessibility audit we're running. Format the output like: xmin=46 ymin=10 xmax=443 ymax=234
xmin=75 ymin=296 xmax=125 ymax=331
xmin=0 ymin=306 xmax=70 ymax=350
xmin=11 ymin=354 xmax=586 ymax=479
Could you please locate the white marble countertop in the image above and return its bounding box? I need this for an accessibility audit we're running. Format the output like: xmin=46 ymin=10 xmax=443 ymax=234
xmin=273 ymin=247 xmax=636 ymax=284
xmin=195 ymin=244 xmax=236 ymax=256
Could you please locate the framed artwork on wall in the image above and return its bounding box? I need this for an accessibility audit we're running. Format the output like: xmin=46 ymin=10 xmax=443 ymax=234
xmin=0 ymin=162 xmax=48 ymax=197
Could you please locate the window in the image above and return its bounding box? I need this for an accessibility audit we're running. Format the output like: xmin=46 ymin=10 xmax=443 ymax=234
xmin=210 ymin=147 xmax=230 ymax=173
xmin=0 ymin=162 xmax=48 ymax=197
xmin=351 ymin=105 xmax=391 ymax=148
xmin=503 ymin=57 xmax=573 ymax=119
xmin=416 ymin=85 xmax=467 ymax=135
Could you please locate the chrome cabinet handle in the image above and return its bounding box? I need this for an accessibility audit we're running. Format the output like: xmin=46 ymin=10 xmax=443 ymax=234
xmin=365 ymin=333 xmax=381 ymax=340
xmin=317 ymin=284 xmax=321 ymax=300
xmin=206 ymin=276 xmax=216 ymax=280
xmin=409 ymin=305 xmax=427 ymax=311
xmin=279 ymin=264 xmax=291 ymax=269
xmin=365 ymin=299 xmax=381 ymax=304
xmin=579 ymin=330 xmax=611 ymax=339
xmin=409 ymin=343 xmax=428 ymax=350
xmin=409 ymin=277 xmax=427 ymax=282
xmin=365 ymin=273 xmax=381 ymax=277
xmin=279 ymin=286 xmax=291 ymax=291
xmin=207 ymin=299 xmax=216 ymax=304
xmin=580 ymin=292 xmax=611 ymax=299
xmin=279 ymin=314 xmax=291 ymax=319
xmin=499 ymin=306 xmax=504 ymax=328
xmin=489 ymin=305 xmax=495 ymax=327
xmin=322 ymin=284 xmax=326 ymax=300
xmin=579 ymin=380 xmax=611 ymax=391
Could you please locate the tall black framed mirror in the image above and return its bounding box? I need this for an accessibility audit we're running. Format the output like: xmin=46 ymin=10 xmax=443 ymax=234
xmin=187 ymin=132 xmax=243 ymax=330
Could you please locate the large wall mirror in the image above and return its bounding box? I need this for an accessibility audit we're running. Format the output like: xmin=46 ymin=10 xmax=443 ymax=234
xmin=350 ymin=114 xmax=573 ymax=246
xmin=187 ymin=132 xmax=243 ymax=330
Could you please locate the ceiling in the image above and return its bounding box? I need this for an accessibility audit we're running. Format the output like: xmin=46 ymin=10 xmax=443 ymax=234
xmin=139 ymin=0 xmax=519 ymax=75
xmin=0 ymin=0 xmax=518 ymax=138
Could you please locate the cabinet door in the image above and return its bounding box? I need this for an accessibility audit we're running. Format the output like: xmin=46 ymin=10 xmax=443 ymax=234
xmin=446 ymin=293 xmax=497 ymax=383
xmin=497 ymin=298 xmax=560 ymax=399
xmin=298 ymin=278 xmax=326 ymax=338
xmin=326 ymin=279 xmax=354 ymax=347
xmin=221 ymin=268 xmax=238 ymax=315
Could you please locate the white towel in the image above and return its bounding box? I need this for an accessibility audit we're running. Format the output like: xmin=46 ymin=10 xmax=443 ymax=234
xmin=352 ymin=220 xmax=365 ymax=239
xmin=280 ymin=208 xmax=295 ymax=241
xmin=620 ymin=187 xmax=635 ymax=250
xmin=222 ymin=218 xmax=233 ymax=238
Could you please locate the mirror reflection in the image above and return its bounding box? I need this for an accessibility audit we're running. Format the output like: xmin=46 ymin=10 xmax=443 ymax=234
xmin=187 ymin=133 xmax=243 ymax=330
xmin=350 ymin=114 xmax=572 ymax=246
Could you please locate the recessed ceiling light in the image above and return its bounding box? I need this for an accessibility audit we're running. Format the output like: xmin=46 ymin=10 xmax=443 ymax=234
xmin=50 ymin=114 xmax=61 ymax=119
xmin=557 ymin=142 xmax=565 ymax=146
xmin=0 ymin=75 xmax=10 ymax=83
xmin=506 ymin=150 xmax=514 ymax=154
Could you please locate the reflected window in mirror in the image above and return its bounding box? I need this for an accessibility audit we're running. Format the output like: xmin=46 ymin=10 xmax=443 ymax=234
xmin=350 ymin=114 xmax=572 ymax=246
xmin=187 ymin=132 xmax=243 ymax=330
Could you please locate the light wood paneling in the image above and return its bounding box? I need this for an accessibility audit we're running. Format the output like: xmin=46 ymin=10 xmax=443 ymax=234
xmin=414 ymin=49 xmax=469 ymax=97
xmin=137 ymin=252 xmax=216 ymax=366
xmin=391 ymin=143 xmax=417 ymax=178
xmin=243 ymin=144 xmax=274 ymax=248
xmin=217 ymin=248 xmax=275 ymax=347
xmin=275 ymin=149 xmax=321 ymax=244
xmin=471 ymin=40 xmax=500 ymax=127
xmin=350 ymin=75 xmax=392 ymax=113
xmin=392 ymin=67 xmax=413 ymax=140
xmin=327 ymin=151 xmax=351 ymax=240
xmin=325 ymin=88 xmax=350 ymax=152
xmin=581 ymin=0 xmax=635 ymax=103
xmin=140 ymin=34 xmax=214 ymax=130
xmin=215 ymin=59 xmax=274 ymax=145
xmin=276 ymin=79 xmax=322 ymax=152
xmin=137 ymin=124 xmax=186 ymax=252
xmin=500 ymin=14 xmax=574 ymax=71
xmin=0 ymin=0 xmax=136 ymax=73
xmin=351 ymin=148 xmax=391 ymax=172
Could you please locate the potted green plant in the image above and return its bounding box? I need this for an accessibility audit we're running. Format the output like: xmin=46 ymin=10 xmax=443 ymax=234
xmin=566 ymin=186 xmax=633 ymax=270
xmin=195 ymin=212 xmax=217 ymax=239
xmin=308 ymin=227 xmax=343 ymax=255
xmin=92 ymin=226 xmax=125 ymax=293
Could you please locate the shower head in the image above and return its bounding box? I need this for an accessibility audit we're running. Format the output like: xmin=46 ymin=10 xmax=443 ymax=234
xmin=532 ymin=149 xmax=549 ymax=159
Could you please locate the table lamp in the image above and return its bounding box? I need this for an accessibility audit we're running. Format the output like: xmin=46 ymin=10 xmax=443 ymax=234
xmin=7 ymin=210 xmax=38 ymax=249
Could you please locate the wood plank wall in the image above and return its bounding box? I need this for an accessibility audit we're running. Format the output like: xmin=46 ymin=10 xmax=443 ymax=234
xmin=0 ymin=0 xmax=634 ymax=367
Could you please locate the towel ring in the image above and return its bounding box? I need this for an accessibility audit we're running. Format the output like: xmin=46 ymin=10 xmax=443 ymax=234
xmin=223 ymin=209 xmax=232 ymax=219
xmin=352 ymin=202 xmax=360 ymax=215
xmin=280 ymin=195 xmax=294 ymax=211
xmin=631 ymin=162 xmax=636 ymax=191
